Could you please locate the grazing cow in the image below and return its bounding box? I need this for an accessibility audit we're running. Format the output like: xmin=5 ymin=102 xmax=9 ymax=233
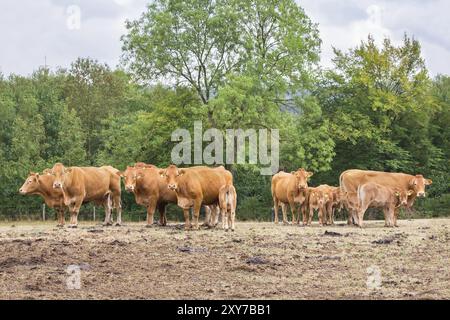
xmin=305 ymin=188 xmax=326 ymax=226
xmin=159 ymin=165 xmax=233 ymax=230
xmin=118 ymin=164 xmax=176 ymax=226
xmin=271 ymin=169 xmax=313 ymax=224
xmin=357 ymin=182 xmax=414 ymax=227
xmin=316 ymin=185 xmax=334 ymax=225
xmin=51 ymin=163 xmax=122 ymax=228
xmin=340 ymin=169 xmax=432 ymax=226
xmin=218 ymin=184 xmax=237 ymax=231
xmin=19 ymin=171 xmax=66 ymax=227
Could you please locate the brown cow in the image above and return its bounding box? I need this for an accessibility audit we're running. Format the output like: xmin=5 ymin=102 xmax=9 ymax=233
xmin=315 ymin=185 xmax=334 ymax=225
xmin=357 ymin=182 xmax=414 ymax=227
xmin=304 ymin=187 xmax=326 ymax=226
xmin=51 ymin=163 xmax=122 ymax=228
xmin=218 ymin=184 xmax=237 ymax=231
xmin=340 ymin=169 xmax=432 ymax=226
xmin=19 ymin=171 xmax=66 ymax=227
xmin=118 ymin=164 xmax=176 ymax=226
xmin=271 ymin=169 xmax=313 ymax=224
xmin=159 ymin=165 xmax=233 ymax=230
xmin=342 ymin=191 xmax=359 ymax=225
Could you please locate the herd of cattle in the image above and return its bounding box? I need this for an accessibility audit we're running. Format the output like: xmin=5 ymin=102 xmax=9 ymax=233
xmin=18 ymin=162 xmax=432 ymax=230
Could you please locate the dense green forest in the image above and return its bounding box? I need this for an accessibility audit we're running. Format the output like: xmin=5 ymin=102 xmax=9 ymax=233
xmin=0 ymin=0 xmax=448 ymax=221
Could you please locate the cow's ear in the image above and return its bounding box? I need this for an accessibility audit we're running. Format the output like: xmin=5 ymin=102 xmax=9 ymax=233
xmin=307 ymin=171 xmax=314 ymax=178
xmin=407 ymin=190 xmax=414 ymax=196
xmin=425 ymin=179 xmax=432 ymax=185
xmin=178 ymin=169 xmax=186 ymax=176
xmin=394 ymin=191 xmax=400 ymax=197
xmin=158 ymin=169 xmax=165 ymax=177
xmin=290 ymin=171 xmax=295 ymax=175
xmin=115 ymin=171 xmax=123 ymax=177
xmin=66 ymin=168 xmax=72 ymax=173
xmin=35 ymin=173 xmax=40 ymax=180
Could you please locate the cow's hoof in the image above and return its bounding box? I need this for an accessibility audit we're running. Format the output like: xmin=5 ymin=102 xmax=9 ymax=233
xmin=145 ymin=224 xmax=154 ymax=228
xmin=115 ymin=223 xmax=122 ymax=227
xmin=68 ymin=224 xmax=77 ymax=229
xmin=56 ymin=224 xmax=64 ymax=228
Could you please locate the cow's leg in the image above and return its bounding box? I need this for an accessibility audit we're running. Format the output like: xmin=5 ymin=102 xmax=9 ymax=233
xmin=393 ymin=207 xmax=400 ymax=227
xmin=318 ymin=207 xmax=324 ymax=226
xmin=302 ymin=204 xmax=308 ymax=226
xmin=183 ymin=209 xmax=191 ymax=230
xmin=102 ymin=195 xmax=113 ymax=226
xmin=289 ymin=200 xmax=296 ymax=224
xmin=273 ymin=198 xmax=279 ymax=224
xmin=203 ymin=206 xmax=212 ymax=227
xmin=327 ymin=203 xmax=333 ymax=225
xmin=157 ymin=203 xmax=167 ymax=226
xmin=145 ymin=199 xmax=157 ymax=227
xmin=191 ymin=199 xmax=202 ymax=230
xmin=308 ymin=208 xmax=314 ymax=225
xmin=229 ymin=208 xmax=236 ymax=232
xmin=114 ymin=194 xmax=122 ymax=226
xmin=57 ymin=208 xmax=65 ymax=227
xmin=213 ymin=206 xmax=220 ymax=226
xmin=281 ymin=203 xmax=289 ymax=225
xmin=69 ymin=202 xmax=81 ymax=228
xmin=221 ymin=208 xmax=229 ymax=231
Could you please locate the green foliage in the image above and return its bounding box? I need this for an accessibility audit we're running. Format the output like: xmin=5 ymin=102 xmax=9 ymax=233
xmin=0 ymin=4 xmax=448 ymax=220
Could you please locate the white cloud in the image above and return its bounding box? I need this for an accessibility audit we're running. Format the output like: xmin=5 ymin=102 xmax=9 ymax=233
xmin=0 ymin=1 xmax=448 ymax=77
xmin=299 ymin=0 xmax=450 ymax=76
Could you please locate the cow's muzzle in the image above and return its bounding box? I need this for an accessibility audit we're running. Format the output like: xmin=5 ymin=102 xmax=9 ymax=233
xmin=53 ymin=182 xmax=62 ymax=189
xmin=417 ymin=192 xmax=425 ymax=198
xmin=168 ymin=184 xmax=177 ymax=191
xmin=19 ymin=188 xmax=25 ymax=195
xmin=125 ymin=185 xmax=135 ymax=192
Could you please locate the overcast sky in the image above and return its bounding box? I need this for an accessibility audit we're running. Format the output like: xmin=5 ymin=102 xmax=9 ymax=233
xmin=0 ymin=0 xmax=448 ymax=77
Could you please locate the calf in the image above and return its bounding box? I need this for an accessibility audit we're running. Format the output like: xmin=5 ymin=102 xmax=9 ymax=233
xmin=305 ymin=188 xmax=326 ymax=226
xmin=342 ymin=191 xmax=359 ymax=225
xmin=19 ymin=171 xmax=66 ymax=227
xmin=316 ymin=185 xmax=334 ymax=225
xmin=218 ymin=184 xmax=237 ymax=231
xmin=51 ymin=163 xmax=122 ymax=227
xmin=357 ymin=182 xmax=413 ymax=227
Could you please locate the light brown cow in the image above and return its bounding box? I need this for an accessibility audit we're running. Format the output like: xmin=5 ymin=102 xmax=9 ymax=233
xmin=218 ymin=184 xmax=237 ymax=231
xmin=271 ymin=169 xmax=313 ymax=224
xmin=315 ymin=185 xmax=334 ymax=225
xmin=204 ymin=205 xmax=221 ymax=228
xmin=342 ymin=191 xmax=359 ymax=225
xmin=19 ymin=171 xmax=66 ymax=227
xmin=329 ymin=186 xmax=345 ymax=224
xmin=51 ymin=163 xmax=122 ymax=228
xmin=159 ymin=165 xmax=233 ymax=230
xmin=118 ymin=164 xmax=176 ymax=226
xmin=357 ymin=182 xmax=414 ymax=227
xmin=340 ymin=169 xmax=432 ymax=226
xmin=304 ymin=187 xmax=326 ymax=226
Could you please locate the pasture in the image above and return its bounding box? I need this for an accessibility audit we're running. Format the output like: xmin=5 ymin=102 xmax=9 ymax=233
xmin=0 ymin=219 xmax=448 ymax=299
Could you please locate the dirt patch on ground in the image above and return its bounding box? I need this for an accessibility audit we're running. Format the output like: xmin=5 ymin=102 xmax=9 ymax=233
xmin=0 ymin=219 xmax=448 ymax=299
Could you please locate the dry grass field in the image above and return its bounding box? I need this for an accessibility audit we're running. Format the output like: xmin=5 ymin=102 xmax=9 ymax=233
xmin=0 ymin=218 xmax=449 ymax=300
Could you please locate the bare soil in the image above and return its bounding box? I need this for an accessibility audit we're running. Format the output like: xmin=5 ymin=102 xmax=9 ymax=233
xmin=0 ymin=219 xmax=449 ymax=299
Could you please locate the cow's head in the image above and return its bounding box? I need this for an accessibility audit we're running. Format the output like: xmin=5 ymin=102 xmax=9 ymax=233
xmin=409 ymin=174 xmax=432 ymax=198
xmin=291 ymin=168 xmax=313 ymax=190
xmin=159 ymin=165 xmax=185 ymax=191
xmin=119 ymin=166 xmax=144 ymax=192
xmin=51 ymin=163 xmax=72 ymax=189
xmin=19 ymin=172 xmax=40 ymax=194
xmin=394 ymin=189 xmax=414 ymax=207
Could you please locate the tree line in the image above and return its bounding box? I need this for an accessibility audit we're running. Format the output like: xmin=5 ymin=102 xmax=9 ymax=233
xmin=0 ymin=0 xmax=448 ymax=221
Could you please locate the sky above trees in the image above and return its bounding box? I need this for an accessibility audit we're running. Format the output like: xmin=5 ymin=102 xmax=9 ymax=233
xmin=0 ymin=0 xmax=449 ymax=77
